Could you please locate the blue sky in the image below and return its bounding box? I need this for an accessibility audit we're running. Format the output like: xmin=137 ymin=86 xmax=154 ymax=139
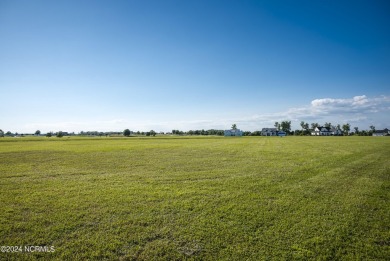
xmin=1 ymin=0 xmax=389 ymax=133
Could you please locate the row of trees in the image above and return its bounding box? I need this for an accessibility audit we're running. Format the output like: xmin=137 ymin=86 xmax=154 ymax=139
xmin=269 ymin=121 xmax=377 ymax=136
xmin=124 ymin=129 xmax=157 ymax=137
xmin=0 ymin=123 xmax=381 ymax=138
xmin=297 ymin=121 xmax=376 ymax=136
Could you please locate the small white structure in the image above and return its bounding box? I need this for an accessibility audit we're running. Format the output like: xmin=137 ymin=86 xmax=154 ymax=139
xmin=311 ymin=126 xmax=342 ymax=136
xmin=261 ymin=128 xmax=278 ymax=136
xmin=373 ymin=128 xmax=389 ymax=136
xmin=224 ymin=129 xmax=243 ymax=137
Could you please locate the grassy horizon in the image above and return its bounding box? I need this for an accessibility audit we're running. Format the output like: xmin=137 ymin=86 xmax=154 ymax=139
xmin=1 ymin=136 xmax=389 ymax=260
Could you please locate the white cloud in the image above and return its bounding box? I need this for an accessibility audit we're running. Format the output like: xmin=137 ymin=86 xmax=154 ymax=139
xmin=311 ymin=95 xmax=369 ymax=107
xmin=237 ymin=94 xmax=390 ymax=130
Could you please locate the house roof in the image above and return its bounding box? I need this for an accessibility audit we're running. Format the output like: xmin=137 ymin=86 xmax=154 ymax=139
xmin=262 ymin=128 xmax=277 ymax=131
xmin=316 ymin=126 xmax=331 ymax=131
xmin=374 ymin=129 xmax=389 ymax=133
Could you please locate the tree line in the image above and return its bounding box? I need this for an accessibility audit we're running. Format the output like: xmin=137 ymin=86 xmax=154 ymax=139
xmin=0 ymin=123 xmax=381 ymax=138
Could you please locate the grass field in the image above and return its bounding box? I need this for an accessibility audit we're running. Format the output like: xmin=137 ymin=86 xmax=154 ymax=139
xmin=0 ymin=136 xmax=389 ymax=260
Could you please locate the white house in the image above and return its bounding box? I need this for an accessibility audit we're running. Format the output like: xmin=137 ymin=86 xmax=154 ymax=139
xmin=261 ymin=128 xmax=278 ymax=136
xmin=373 ymin=128 xmax=389 ymax=136
xmin=311 ymin=126 xmax=342 ymax=136
xmin=224 ymin=129 xmax=243 ymax=137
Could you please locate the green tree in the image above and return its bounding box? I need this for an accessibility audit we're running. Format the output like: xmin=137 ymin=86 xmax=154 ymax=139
xmin=280 ymin=121 xmax=291 ymax=133
xmin=35 ymin=130 xmax=41 ymax=136
xmin=304 ymin=123 xmax=310 ymax=135
xmin=231 ymin=124 xmax=237 ymax=130
xmin=0 ymin=129 xmax=4 ymax=137
xmin=56 ymin=131 xmax=63 ymax=138
xmin=342 ymin=123 xmax=350 ymax=135
xmin=150 ymin=130 xmax=156 ymax=137
xmin=324 ymin=122 xmax=332 ymax=128
xmin=311 ymin=123 xmax=319 ymax=130
xmin=369 ymin=125 xmax=375 ymax=135
xmin=300 ymin=121 xmax=305 ymax=131
xmin=274 ymin=122 xmax=280 ymax=131
xmin=354 ymin=127 xmax=359 ymax=135
xmin=46 ymin=132 xmax=52 ymax=137
xmin=123 ymin=129 xmax=131 ymax=137
xmin=300 ymin=121 xmax=310 ymax=135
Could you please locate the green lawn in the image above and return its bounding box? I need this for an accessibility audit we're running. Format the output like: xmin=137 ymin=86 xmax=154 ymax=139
xmin=0 ymin=136 xmax=389 ymax=260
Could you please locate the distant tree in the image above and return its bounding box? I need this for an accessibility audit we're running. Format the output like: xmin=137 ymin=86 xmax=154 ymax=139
xmin=0 ymin=129 xmax=4 ymax=137
xmin=354 ymin=127 xmax=359 ymax=135
xmin=360 ymin=130 xmax=368 ymax=136
xmin=300 ymin=121 xmax=305 ymax=131
xmin=35 ymin=130 xmax=41 ymax=136
xmin=368 ymin=125 xmax=375 ymax=135
xmin=280 ymin=121 xmax=291 ymax=133
xmin=123 ymin=129 xmax=131 ymax=137
xmin=251 ymin=131 xmax=262 ymax=136
xmin=311 ymin=123 xmax=319 ymax=130
xmin=294 ymin=129 xmax=304 ymax=136
xmin=231 ymin=124 xmax=237 ymax=130
xmin=342 ymin=123 xmax=350 ymax=135
xmin=46 ymin=132 xmax=52 ymax=137
xmin=150 ymin=130 xmax=156 ymax=137
xmin=303 ymin=122 xmax=310 ymax=135
xmin=324 ymin=122 xmax=332 ymax=128
xmin=56 ymin=131 xmax=63 ymax=138
xmin=172 ymin=130 xmax=181 ymax=135
xmin=6 ymin=131 xmax=12 ymax=136
xmin=274 ymin=122 xmax=280 ymax=131
xmin=300 ymin=121 xmax=310 ymax=135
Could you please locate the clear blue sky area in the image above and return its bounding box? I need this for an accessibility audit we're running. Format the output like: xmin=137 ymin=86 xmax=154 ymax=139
xmin=1 ymin=0 xmax=389 ymax=132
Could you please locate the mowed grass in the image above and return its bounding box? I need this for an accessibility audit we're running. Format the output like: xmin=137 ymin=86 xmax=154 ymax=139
xmin=0 ymin=136 xmax=389 ymax=260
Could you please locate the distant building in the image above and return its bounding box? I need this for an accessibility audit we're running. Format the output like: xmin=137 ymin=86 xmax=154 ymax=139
xmin=261 ymin=128 xmax=278 ymax=136
xmin=224 ymin=129 xmax=243 ymax=137
xmin=311 ymin=126 xmax=342 ymax=136
xmin=373 ymin=128 xmax=389 ymax=136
